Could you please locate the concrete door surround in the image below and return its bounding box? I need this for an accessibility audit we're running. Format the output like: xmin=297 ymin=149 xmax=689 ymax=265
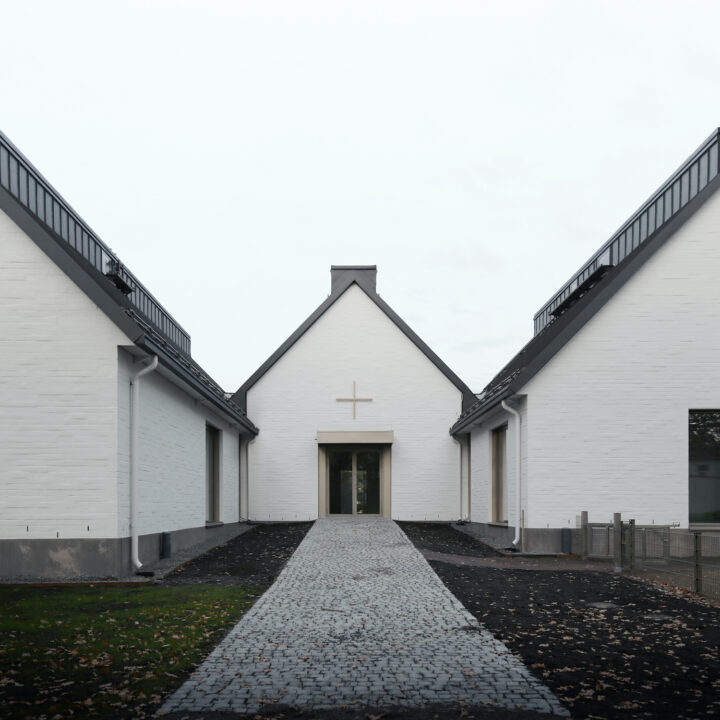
xmin=317 ymin=431 xmax=393 ymax=518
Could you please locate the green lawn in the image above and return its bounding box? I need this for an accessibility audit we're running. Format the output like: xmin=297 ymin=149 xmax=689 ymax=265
xmin=0 ymin=583 xmax=260 ymax=718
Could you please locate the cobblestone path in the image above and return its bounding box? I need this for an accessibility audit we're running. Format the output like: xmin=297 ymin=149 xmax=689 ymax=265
xmin=161 ymin=518 xmax=568 ymax=716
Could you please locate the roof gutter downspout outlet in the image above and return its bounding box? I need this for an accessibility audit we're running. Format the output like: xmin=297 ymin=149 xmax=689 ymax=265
xmin=130 ymin=356 xmax=158 ymax=571
xmin=501 ymin=398 xmax=522 ymax=548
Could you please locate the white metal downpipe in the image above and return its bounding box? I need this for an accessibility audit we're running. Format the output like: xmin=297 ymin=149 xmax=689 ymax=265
xmin=130 ymin=355 xmax=158 ymax=571
xmin=454 ymin=437 xmax=463 ymax=522
xmin=501 ymin=398 xmax=522 ymax=548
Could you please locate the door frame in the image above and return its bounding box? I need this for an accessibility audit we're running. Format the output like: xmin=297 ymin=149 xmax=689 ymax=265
xmin=318 ymin=444 xmax=391 ymax=518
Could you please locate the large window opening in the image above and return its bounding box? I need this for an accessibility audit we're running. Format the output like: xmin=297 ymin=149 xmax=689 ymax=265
xmin=689 ymin=410 xmax=720 ymax=524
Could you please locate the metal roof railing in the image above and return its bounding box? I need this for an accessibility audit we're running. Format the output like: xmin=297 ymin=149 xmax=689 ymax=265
xmin=0 ymin=131 xmax=191 ymax=355
xmin=534 ymin=129 xmax=720 ymax=335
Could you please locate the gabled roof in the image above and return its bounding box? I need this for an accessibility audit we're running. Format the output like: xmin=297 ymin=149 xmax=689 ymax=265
xmin=452 ymin=129 xmax=720 ymax=435
xmin=0 ymin=130 xmax=257 ymax=435
xmin=232 ymin=266 xmax=477 ymax=411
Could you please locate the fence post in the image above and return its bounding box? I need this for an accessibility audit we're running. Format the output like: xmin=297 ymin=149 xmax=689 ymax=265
xmin=694 ymin=532 xmax=703 ymax=595
xmin=628 ymin=519 xmax=635 ymax=570
xmin=580 ymin=511 xmax=588 ymax=558
xmin=663 ymin=528 xmax=670 ymax=562
xmin=613 ymin=512 xmax=622 ymax=573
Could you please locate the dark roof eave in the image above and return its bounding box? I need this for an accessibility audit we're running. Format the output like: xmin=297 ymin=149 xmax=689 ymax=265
xmin=450 ymin=386 xmax=516 ymax=435
xmin=138 ymin=334 xmax=258 ymax=435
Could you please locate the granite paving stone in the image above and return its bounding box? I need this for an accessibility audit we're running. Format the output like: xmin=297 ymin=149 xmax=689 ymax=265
xmin=160 ymin=518 xmax=569 ymax=716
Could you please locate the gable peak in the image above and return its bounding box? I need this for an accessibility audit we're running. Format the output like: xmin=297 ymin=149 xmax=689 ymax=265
xmin=330 ymin=265 xmax=377 ymax=295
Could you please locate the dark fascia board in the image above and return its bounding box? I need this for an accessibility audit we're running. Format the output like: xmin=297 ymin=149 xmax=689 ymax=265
xmin=451 ymin=170 xmax=720 ymax=435
xmin=1 ymin=185 xmax=257 ymax=435
xmin=450 ymin=386 xmax=515 ymax=436
xmin=138 ymin=334 xmax=258 ymax=435
xmin=233 ymin=271 xmax=477 ymax=411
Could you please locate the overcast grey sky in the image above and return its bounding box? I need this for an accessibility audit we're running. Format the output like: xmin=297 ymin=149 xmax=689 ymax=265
xmin=3 ymin=1 xmax=720 ymax=392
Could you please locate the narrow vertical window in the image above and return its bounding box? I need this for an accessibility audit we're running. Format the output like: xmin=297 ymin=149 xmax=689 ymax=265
xmin=492 ymin=426 xmax=507 ymax=523
xmin=206 ymin=425 xmax=221 ymax=524
xmin=689 ymin=410 xmax=720 ymax=524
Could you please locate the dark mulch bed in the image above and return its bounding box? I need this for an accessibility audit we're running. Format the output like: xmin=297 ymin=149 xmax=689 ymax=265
xmin=163 ymin=522 xmax=313 ymax=586
xmin=395 ymin=524 xmax=720 ymax=720
xmin=398 ymin=521 xmax=502 ymax=557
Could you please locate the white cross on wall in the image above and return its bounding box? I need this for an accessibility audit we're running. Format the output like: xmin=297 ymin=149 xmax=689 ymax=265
xmin=336 ymin=381 xmax=373 ymax=419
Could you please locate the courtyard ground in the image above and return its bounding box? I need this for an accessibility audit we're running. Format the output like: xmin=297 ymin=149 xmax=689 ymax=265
xmin=1 ymin=521 xmax=718 ymax=719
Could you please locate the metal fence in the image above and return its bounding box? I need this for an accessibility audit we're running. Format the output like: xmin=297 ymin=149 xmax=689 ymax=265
xmin=579 ymin=511 xmax=720 ymax=601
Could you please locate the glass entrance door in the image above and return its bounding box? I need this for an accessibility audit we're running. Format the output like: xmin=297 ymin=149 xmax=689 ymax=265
xmin=328 ymin=448 xmax=381 ymax=515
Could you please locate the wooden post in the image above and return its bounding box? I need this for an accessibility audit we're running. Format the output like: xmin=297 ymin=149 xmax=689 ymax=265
xmin=521 ymin=509 xmax=525 ymax=552
xmin=580 ymin=511 xmax=588 ymax=558
xmin=694 ymin=532 xmax=703 ymax=595
xmin=613 ymin=512 xmax=622 ymax=573
xmin=628 ymin=519 xmax=635 ymax=570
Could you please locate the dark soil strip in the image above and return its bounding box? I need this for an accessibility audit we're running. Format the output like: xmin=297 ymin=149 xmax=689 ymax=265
xmin=163 ymin=522 xmax=313 ymax=587
xmin=400 ymin=524 xmax=720 ymax=720
xmin=397 ymin=521 xmax=502 ymax=558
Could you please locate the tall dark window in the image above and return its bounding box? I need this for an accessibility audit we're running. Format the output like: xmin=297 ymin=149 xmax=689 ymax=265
xmin=492 ymin=426 xmax=507 ymax=523
xmin=689 ymin=410 xmax=720 ymax=524
xmin=206 ymin=425 xmax=220 ymax=523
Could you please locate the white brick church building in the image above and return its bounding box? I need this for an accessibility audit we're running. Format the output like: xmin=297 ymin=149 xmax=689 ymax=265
xmin=232 ymin=265 xmax=475 ymax=524
xmin=1 ymin=128 xmax=720 ymax=577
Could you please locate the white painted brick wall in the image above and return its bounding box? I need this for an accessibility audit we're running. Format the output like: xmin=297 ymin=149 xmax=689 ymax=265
xmin=514 ymin=190 xmax=720 ymax=529
xmin=0 ymin=209 xmax=131 ymax=540
xmin=247 ymin=284 xmax=464 ymax=521
xmin=221 ymin=422 xmax=240 ymax=524
xmin=117 ymin=350 xmax=241 ymax=536
xmin=0 ymin=208 xmax=242 ymax=543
